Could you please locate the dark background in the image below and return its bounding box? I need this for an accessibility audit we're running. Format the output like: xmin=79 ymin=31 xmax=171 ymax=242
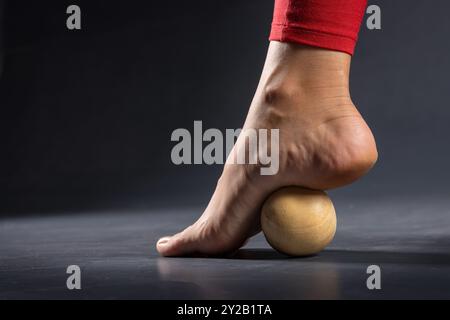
xmin=0 ymin=0 xmax=449 ymax=215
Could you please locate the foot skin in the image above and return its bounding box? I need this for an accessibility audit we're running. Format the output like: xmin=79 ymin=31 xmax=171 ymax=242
xmin=157 ymin=42 xmax=378 ymax=256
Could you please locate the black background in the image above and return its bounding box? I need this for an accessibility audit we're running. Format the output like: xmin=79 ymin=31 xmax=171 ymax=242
xmin=1 ymin=0 xmax=449 ymax=215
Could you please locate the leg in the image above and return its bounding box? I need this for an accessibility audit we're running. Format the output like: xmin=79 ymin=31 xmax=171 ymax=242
xmin=157 ymin=0 xmax=377 ymax=256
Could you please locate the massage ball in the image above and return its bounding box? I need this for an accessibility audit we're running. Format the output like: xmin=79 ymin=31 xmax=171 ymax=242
xmin=261 ymin=186 xmax=336 ymax=256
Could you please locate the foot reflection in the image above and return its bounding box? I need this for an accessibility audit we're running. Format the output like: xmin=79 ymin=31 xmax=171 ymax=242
xmin=156 ymin=249 xmax=341 ymax=299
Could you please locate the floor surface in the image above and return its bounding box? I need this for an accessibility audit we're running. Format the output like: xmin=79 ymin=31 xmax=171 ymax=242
xmin=1 ymin=194 xmax=450 ymax=299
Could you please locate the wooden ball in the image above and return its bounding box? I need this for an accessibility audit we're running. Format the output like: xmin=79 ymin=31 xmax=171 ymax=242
xmin=261 ymin=186 xmax=336 ymax=256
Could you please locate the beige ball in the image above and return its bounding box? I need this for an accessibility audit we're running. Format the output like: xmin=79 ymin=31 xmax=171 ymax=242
xmin=261 ymin=186 xmax=336 ymax=256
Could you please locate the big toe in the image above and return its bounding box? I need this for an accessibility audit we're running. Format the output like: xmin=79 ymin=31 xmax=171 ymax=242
xmin=156 ymin=228 xmax=198 ymax=257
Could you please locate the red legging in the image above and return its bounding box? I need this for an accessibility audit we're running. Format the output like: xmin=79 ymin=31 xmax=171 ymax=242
xmin=270 ymin=0 xmax=367 ymax=55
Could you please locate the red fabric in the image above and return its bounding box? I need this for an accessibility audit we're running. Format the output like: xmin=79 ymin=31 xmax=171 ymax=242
xmin=270 ymin=0 xmax=367 ymax=55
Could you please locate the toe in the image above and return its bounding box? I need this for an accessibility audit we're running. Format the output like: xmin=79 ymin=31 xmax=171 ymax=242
xmin=156 ymin=228 xmax=198 ymax=257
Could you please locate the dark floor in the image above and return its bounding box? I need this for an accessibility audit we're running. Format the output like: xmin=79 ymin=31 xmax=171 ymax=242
xmin=1 ymin=194 xmax=450 ymax=299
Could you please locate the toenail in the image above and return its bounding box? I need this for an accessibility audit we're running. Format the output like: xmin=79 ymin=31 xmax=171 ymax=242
xmin=158 ymin=237 xmax=171 ymax=245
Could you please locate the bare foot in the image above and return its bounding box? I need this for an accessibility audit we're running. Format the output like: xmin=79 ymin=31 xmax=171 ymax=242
xmin=156 ymin=42 xmax=378 ymax=256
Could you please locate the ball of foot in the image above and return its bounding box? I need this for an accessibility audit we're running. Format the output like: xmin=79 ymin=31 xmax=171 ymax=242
xmin=261 ymin=186 xmax=336 ymax=256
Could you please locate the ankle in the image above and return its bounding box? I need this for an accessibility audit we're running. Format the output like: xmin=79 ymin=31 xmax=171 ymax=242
xmin=258 ymin=42 xmax=352 ymax=106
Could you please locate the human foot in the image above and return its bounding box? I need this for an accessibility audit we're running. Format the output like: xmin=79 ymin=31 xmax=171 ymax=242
xmin=156 ymin=42 xmax=378 ymax=256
